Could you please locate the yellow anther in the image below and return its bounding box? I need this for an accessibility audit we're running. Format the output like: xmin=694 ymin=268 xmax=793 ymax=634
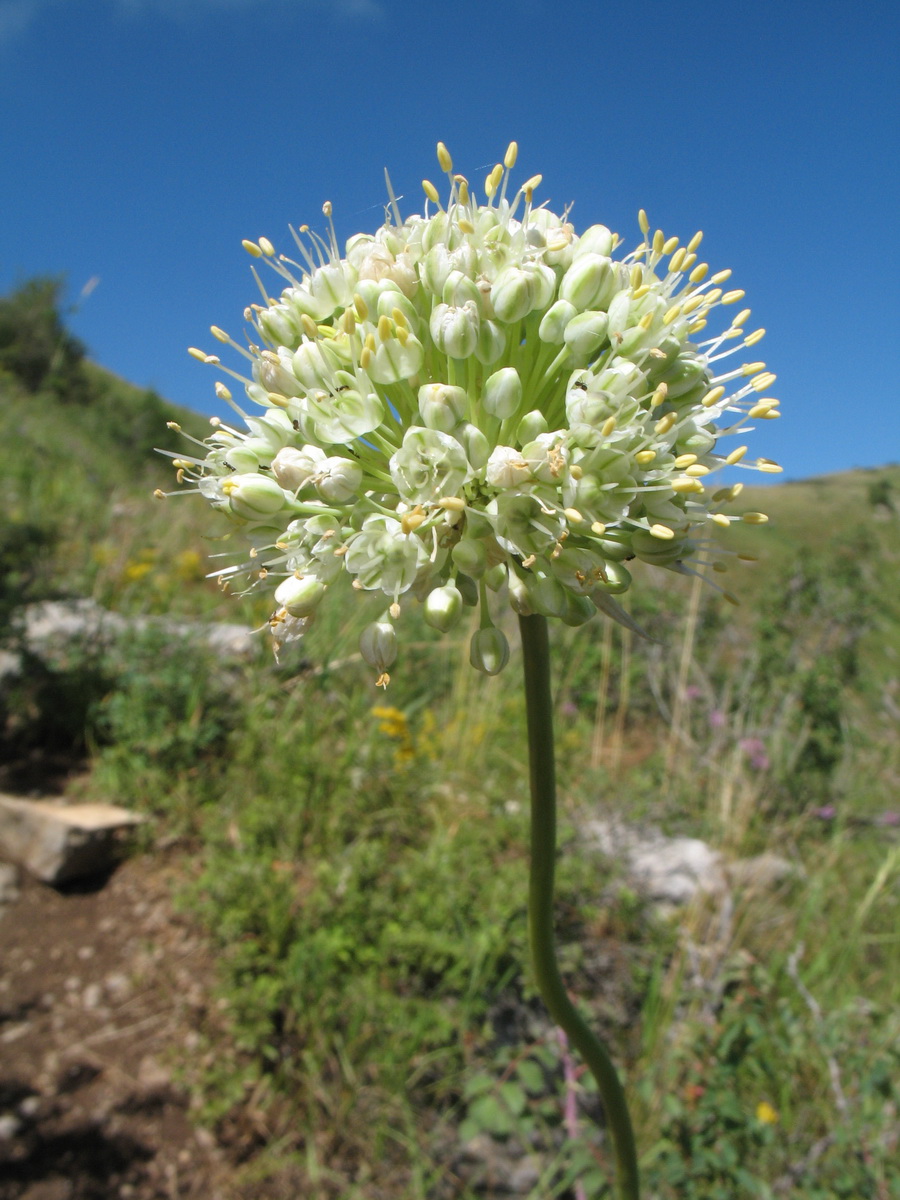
xmin=742 ymin=511 xmax=769 ymax=524
xmin=682 ymin=294 xmax=704 ymax=314
xmin=152 ymin=489 xmax=166 ymax=500
xmin=663 ymin=304 xmax=682 ymax=325
xmin=458 ymin=219 xmax=475 ymax=234
xmin=757 ymin=459 xmax=783 ymax=473
xmin=685 ymin=464 xmax=710 ymax=477
xmin=504 ymin=141 xmax=518 ymax=168
xmin=341 ymin=309 xmax=357 ymax=335
xmin=687 ymin=230 xmax=703 ymax=252
xmin=633 ymin=284 xmax=651 ymax=299
xmin=353 ymin=292 xmax=369 ymax=321
xmin=267 ymin=392 xmax=289 ymax=408
xmin=301 ymin=313 xmax=318 ymax=339
xmin=710 ymin=513 xmax=731 ymax=528
xmin=682 ymin=253 xmax=697 ymax=271
xmin=377 ymin=314 xmax=392 ymax=341
xmin=521 ymin=173 xmax=542 ymax=193
xmin=663 ymin=235 xmax=679 ymax=255
xmin=689 ymin=319 xmax=708 ymax=333
xmin=651 ymin=384 xmax=668 ymax=407
xmin=751 ymin=372 xmax=776 ymax=391
xmin=630 ymin=264 xmax=644 ymax=289
xmin=635 ymin=450 xmax=657 ymax=465
xmin=655 ymin=412 xmax=677 ymax=435
xmin=722 ymin=289 xmax=746 ymax=304
xmin=653 ymin=229 xmax=665 ymax=254
xmin=215 ymin=382 xmax=232 ymax=401
xmin=674 ymin=453 xmax=698 ymax=468
xmin=258 ymin=237 xmax=276 ymax=257
xmin=210 ymin=325 xmax=229 ymax=343
xmin=704 ymin=288 xmax=722 ymax=304
xmin=187 ymin=347 xmax=209 ymax=361
xmin=601 ymin=416 xmax=617 ymax=437
xmin=365 ymin=331 xmax=377 ymax=352
xmin=758 ymin=409 xmax=781 ymax=419
xmin=639 ymin=311 xmax=654 ymax=330
xmin=702 ymin=386 xmax=726 ymax=408
xmin=241 ymin=239 xmax=262 ymax=257
xmin=591 ymin=521 xmax=607 ymax=535
xmin=710 ymin=268 xmax=732 ymax=285
xmin=457 ymin=178 xmax=470 ymax=205
xmin=689 ymin=262 xmax=709 ymax=283
xmin=638 ymin=209 xmax=650 ymax=234
xmin=725 ymin=445 xmax=748 ymax=465
xmin=396 ymin=325 xmax=410 ymax=345
xmin=748 ymin=401 xmax=777 ymax=418
xmin=436 ymin=142 xmax=453 ymax=172
xmin=732 ymin=308 xmax=751 ymax=327
xmin=172 ymin=458 xmax=191 ymax=469
xmin=671 ymin=476 xmax=703 ymax=494
xmin=437 ymin=496 xmax=466 ymax=511
xmin=741 ymin=361 xmax=766 ymax=375
xmin=422 ymin=179 xmax=440 ymax=203
xmin=569 ymin=464 xmax=583 ymax=479
xmin=668 ymin=247 xmax=686 ymax=273
xmin=401 ymin=509 xmax=426 ymax=534
xmin=166 ymin=421 xmax=181 ymax=431
xmin=360 ymin=346 xmax=372 ymax=370
xmin=564 ymin=507 xmax=584 ymax=523
xmin=489 ymin=163 xmax=504 ymax=191
xmin=744 ymin=328 xmax=766 ymax=346
xmin=391 ymin=307 xmax=408 ymax=331
xmin=650 ymin=524 xmax=675 ymax=539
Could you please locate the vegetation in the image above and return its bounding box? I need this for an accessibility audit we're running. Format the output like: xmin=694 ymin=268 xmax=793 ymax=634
xmin=2 ymin=279 xmax=898 ymax=1197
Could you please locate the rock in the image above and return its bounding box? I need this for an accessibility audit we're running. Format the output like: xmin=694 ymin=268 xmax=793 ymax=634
xmin=583 ymin=818 xmax=727 ymax=906
xmin=727 ymin=852 xmax=801 ymax=891
xmin=0 ymin=795 xmax=145 ymax=884
xmin=0 ymin=861 xmax=20 ymax=907
xmin=16 ymin=598 xmax=257 ymax=668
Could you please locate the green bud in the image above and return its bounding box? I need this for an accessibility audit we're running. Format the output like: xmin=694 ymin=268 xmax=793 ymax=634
xmin=559 ymin=254 xmax=614 ymax=311
xmin=424 ymin=584 xmax=464 ymax=632
xmin=451 ymin=537 xmax=488 ymax=578
xmin=227 ymin=473 xmax=288 ymax=519
xmin=516 ymin=410 xmax=548 ymax=444
xmin=561 ymin=592 xmax=597 ymax=626
xmin=454 ymin=422 xmax=490 ymax=470
xmin=563 ymin=310 xmax=610 ymax=357
xmin=475 ymin=319 xmax=507 ymax=365
xmin=482 ymin=367 xmax=522 ymax=420
xmin=455 ymin=572 xmax=479 ymax=606
xmin=469 ymin=626 xmax=510 ymax=676
xmin=418 ymin=382 xmax=469 ymax=432
xmin=594 ymin=560 xmax=632 ymax=594
xmin=538 ymin=299 xmax=577 ymax=344
xmin=359 ymin=620 xmax=397 ymax=675
xmin=430 ymin=302 xmax=479 ymax=358
xmin=274 ymin=574 xmax=327 ymax=617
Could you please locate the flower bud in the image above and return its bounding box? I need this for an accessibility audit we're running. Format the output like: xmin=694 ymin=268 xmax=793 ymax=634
xmin=430 ymin=302 xmax=479 ymax=359
xmin=226 ymin=473 xmax=288 ymax=519
xmin=274 ymin=574 xmax=327 ymax=617
xmin=418 ymin=382 xmax=469 ymax=432
xmin=315 ymin=457 xmax=363 ymax=504
xmin=442 ymin=270 xmax=481 ymax=308
xmin=561 ymin=592 xmax=597 ymax=626
xmin=271 ymin=445 xmax=326 ymax=492
xmin=475 ymin=319 xmax=507 ymax=365
xmin=539 ymin=299 xmax=577 ymax=344
xmin=490 ymin=266 xmax=536 ymax=323
xmin=359 ymin=620 xmax=397 ymax=675
xmin=453 ymin=421 xmax=490 ymax=470
xmin=469 ymin=626 xmax=510 ymax=676
xmin=574 ymin=224 xmax=615 ymax=257
xmin=482 ymin=367 xmax=522 ymax=420
xmin=516 ymin=410 xmax=548 ymax=444
xmin=559 ymin=254 xmax=615 ymax=311
xmin=563 ymin=310 xmax=610 ymax=358
xmin=451 ymin=537 xmax=488 ymax=578
xmin=593 ymin=560 xmax=632 ymax=594
xmin=424 ymin=584 xmax=464 ymax=632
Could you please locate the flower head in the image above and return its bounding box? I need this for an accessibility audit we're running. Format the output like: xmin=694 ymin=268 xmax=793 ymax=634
xmin=167 ymin=142 xmax=781 ymax=680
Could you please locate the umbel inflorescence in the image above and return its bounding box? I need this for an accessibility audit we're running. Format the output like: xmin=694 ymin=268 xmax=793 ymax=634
xmin=163 ymin=141 xmax=780 ymax=684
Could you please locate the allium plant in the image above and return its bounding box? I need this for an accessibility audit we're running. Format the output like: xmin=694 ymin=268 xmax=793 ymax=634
xmin=163 ymin=142 xmax=780 ymax=1199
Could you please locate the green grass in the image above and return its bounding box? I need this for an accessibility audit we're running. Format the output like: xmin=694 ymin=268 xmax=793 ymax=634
xmin=2 ymin=285 xmax=899 ymax=1197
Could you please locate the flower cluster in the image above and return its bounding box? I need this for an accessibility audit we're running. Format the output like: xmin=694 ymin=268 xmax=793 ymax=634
xmin=163 ymin=142 xmax=780 ymax=683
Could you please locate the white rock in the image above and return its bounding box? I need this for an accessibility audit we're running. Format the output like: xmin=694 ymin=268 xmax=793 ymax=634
xmin=0 ymin=795 xmax=145 ymax=884
xmin=583 ymin=818 xmax=726 ymax=905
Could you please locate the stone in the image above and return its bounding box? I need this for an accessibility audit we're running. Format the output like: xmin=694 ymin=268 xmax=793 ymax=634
xmin=583 ymin=818 xmax=727 ymax=906
xmin=0 ymin=795 xmax=145 ymax=885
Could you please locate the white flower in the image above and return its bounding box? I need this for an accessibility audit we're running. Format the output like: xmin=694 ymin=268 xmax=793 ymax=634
xmin=172 ymin=143 xmax=781 ymax=678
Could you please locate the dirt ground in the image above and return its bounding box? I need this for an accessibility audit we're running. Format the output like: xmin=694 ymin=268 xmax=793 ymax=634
xmin=0 ymin=846 xmax=236 ymax=1200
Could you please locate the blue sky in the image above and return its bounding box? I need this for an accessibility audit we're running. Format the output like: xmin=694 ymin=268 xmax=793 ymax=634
xmin=1 ymin=0 xmax=898 ymax=483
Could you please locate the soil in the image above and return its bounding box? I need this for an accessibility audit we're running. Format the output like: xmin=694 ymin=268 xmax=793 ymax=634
xmin=0 ymin=845 xmax=236 ymax=1200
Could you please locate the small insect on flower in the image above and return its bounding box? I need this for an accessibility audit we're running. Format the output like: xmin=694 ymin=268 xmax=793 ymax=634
xmin=171 ymin=142 xmax=781 ymax=681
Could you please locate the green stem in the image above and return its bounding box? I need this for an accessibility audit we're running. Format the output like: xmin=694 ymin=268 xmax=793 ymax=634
xmin=518 ymin=613 xmax=640 ymax=1200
